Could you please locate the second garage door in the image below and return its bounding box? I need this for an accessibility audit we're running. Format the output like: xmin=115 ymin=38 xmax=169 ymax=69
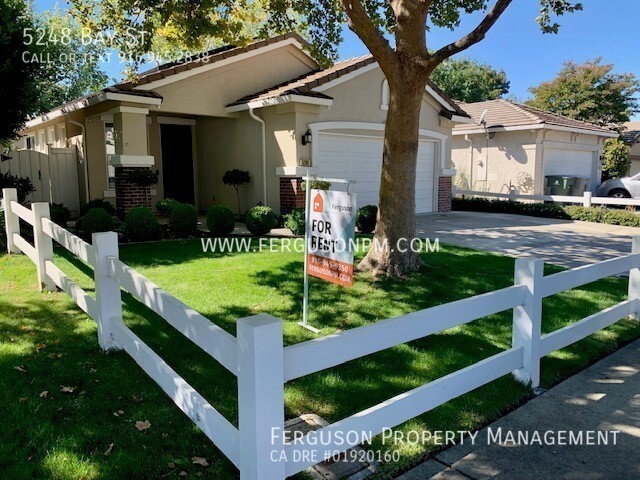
xmin=314 ymin=133 xmax=436 ymax=213
xmin=544 ymin=148 xmax=596 ymax=189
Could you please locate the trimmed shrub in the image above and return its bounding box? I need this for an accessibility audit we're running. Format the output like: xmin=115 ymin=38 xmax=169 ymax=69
xmin=356 ymin=205 xmax=378 ymax=233
xmin=0 ymin=171 xmax=35 ymax=203
xmin=206 ymin=205 xmax=235 ymax=236
xmin=50 ymin=203 xmax=71 ymax=226
xmin=155 ymin=198 xmax=180 ymax=217
xmin=453 ymin=197 xmax=640 ymax=228
xmin=245 ymin=206 xmax=277 ymax=236
xmin=283 ymin=207 xmax=305 ymax=235
xmin=80 ymin=199 xmax=116 ymax=216
xmin=125 ymin=207 xmax=160 ymax=241
xmin=80 ymin=208 xmax=114 ymax=236
xmin=169 ymin=203 xmax=198 ymax=236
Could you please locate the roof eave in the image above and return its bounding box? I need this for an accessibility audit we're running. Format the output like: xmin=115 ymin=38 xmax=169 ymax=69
xmin=452 ymin=123 xmax=618 ymax=137
xmin=225 ymin=94 xmax=333 ymax=113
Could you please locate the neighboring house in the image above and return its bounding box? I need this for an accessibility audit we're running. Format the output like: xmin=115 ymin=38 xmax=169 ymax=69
xmin=15 ymin=33 xmax=470 ymax=216
xmin=451 ymin=99 xmax=617 ymax=195
xmin=622 ymin=122 xmax=640 ymax=176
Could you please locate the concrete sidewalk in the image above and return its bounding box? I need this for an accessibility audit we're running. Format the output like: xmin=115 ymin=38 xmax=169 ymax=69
xmin=397 ymin=339 xmax=640 ymax=480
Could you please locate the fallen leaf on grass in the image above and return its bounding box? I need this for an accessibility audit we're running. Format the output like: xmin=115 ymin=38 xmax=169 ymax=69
xmin=49 ymin=353 xmax=62 ymax=359
xmin=60 ymin=386 xmax=76 ymax=393
xmin=14 ymin=366 xmax=26 ymax=373
xmin=179 ymin=472 xmax=187 ymax=477
xmin=192 ymin=457 xmax=209 ymax=467
xmin=167 ymin=462 xmax=175 ymax=468
xmin=104 ymin=443 xmax=114 ymax=457
xmin=18 ymin=397 xmax=28 ymax=403
xmin=39 ymin=391 xmax=49 ymax=398
xmin=135 ymin=420 xmax=151 ymax=431
xmin=113 ymin=410 xmax=124 ymax=417
xmin=35 ymin=343 xmax=47 ymax=353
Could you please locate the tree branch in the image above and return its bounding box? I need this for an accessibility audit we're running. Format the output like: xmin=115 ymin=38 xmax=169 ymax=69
xmin=340 ymin=0 xmax=397 ymax=74
xmin=429 ymin=0 xmax=513 ymax=66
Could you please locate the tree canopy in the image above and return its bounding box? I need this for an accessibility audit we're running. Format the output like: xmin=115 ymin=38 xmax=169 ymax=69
xmin=0 ymin=0 xmax=40 ymax=143
xmin=527 ymin=58 xmax=639 ymax=130
xmin=431 ymin=58 xmax=509 ymax=103
xmin=0 ymin=4 xmax=109 ymax=142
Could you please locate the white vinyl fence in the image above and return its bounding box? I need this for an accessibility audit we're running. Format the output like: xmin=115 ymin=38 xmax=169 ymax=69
xmin=3 ymin=186 xmax=640 ymax=479
xmin=455 ymin=188 xmax=640 ymax=208
xmin=1 ymin=148 xmax=80 ymax=215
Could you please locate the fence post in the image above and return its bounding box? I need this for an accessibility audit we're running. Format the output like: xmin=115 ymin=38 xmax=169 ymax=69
xmin=92 ymin=232 xmax=122 ymax=350
xmin=583 ymin=191 xmax=592 ymax=208
xmin=2 ymin=188 xmax=20 ymax=254
xmin=237 ymin=314 xmax=285 ymax=480
xmin=32 ymin=202 xmax=56 ymax=291
xmin=628 ymin=236 xmax=640 ymax=321
xmin=512 ymin=258 xmax=544 ymax=388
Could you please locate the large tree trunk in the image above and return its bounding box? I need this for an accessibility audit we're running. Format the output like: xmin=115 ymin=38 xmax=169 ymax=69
xmin=358 ymin=77 xmax=428 ymax=278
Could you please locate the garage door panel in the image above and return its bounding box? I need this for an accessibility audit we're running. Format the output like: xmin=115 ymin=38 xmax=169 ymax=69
xmin=315 ymin=133 xmax=434 ymax=213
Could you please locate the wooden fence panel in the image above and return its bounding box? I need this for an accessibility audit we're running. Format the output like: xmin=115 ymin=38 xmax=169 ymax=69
xmin=0 ymin=148 xmax=80 ymax=215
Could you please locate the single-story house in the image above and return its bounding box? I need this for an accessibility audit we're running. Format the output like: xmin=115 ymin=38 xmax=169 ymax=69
xmin=451 ymin=99 xmax=618 ymax=195
xmin=14 ymin=32 xmax=470 ymax=217
xmin=622 ymin=122 xmax=640 ymax=176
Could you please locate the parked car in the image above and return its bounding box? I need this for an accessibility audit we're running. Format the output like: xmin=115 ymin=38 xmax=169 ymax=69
xmin=596 ymin=174 xmax=640 ymax=198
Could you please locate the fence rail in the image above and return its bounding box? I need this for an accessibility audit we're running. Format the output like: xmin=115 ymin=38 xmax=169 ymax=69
xmin=3 ymin=186 xmax=640 ymax=480
xmin=455 ymin=188 xmax=640 ymax=208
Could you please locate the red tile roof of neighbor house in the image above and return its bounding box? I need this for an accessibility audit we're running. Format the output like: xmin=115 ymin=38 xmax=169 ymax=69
xmin=115 ymin=32 xmax=311 ymax=91
xmin=226 ymin=54 xmax=469 ymax=118
xmin=454 ymin=99 xmax=617 ymax=135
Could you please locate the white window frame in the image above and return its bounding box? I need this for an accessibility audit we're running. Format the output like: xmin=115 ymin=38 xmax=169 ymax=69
xmin=47 ymin=125 xmax=56 ymax=146
xmin=25 ymin=135 xmax=36 ymax=150
xmin=37 ymin=129 xmax=46 ymax=152
xmin=57 ymin=123 xmax=67 ymax=148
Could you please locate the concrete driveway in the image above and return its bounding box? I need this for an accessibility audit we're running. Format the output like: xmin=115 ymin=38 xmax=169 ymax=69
xmin=416 ymin=212 xmax=640 ymax=268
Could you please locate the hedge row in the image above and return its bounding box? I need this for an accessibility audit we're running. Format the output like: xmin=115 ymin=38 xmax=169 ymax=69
xmin=453 ymin=197 xmax=640 ymax=228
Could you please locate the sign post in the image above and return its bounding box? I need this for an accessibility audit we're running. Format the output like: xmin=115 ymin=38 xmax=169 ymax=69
xmin=300 ymin=174 xmax=356 ymax=333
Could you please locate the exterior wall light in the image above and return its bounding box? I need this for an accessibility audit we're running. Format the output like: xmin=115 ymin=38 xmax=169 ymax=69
xmin=302 ymin=129 xmax=312 ymax=145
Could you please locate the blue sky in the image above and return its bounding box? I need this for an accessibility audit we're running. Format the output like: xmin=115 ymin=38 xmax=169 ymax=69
xmin=37 ymin=0 xmax=639 ymax=117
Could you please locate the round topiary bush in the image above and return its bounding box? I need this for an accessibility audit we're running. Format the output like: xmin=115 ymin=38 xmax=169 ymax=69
xmin=80 ymin=198 xmax=116 ymax=216
xmin=125 ymin=207 xmax=160 ymax=241
xmin=155 ymin=198 xmax=181 ymax=217
xmin=80 ymin=208 xmax=114 ymax=236
xmin=245 ymin=206 xmax=277 ymax=236
xmin=283 ymin=207 xmax=305 ymax=235
xmin=356 ymin=205 xmax=378 ymax=233
xmin=206 ymin=205 xmax=235 ymax=236
xmin=50 ymin=203 xmax=71 ymax=226
xmin=169 ymin=203 xmax=198 ymax=236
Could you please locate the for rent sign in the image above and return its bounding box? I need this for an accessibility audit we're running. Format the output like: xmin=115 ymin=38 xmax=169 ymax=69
xmin=307 ymin=189 xmax=356 ymax=287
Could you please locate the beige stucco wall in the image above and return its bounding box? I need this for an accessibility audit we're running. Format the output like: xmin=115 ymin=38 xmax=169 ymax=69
xmin=151 ymin=45 xmax=317 ymax=117
xmin=452 ymin=129 xmax=605 ymax=194
xmin=629 ymin=142 xmax=640 ymax=176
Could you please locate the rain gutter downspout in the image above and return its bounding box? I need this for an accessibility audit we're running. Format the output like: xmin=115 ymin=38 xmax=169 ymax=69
xmin=66 ymin=113 xmax=90 ymax=203
xmin=248 ymin=107 xmax=267 ymax=205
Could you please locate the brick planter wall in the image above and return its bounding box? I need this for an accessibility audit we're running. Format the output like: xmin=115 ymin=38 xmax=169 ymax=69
xmin=279 ymin=177 xmax=305 ymax=214
xmin=437 ymin=176 xmax=452 ymax=213
xmin=115 ymin=166 xmax=153 ymax=217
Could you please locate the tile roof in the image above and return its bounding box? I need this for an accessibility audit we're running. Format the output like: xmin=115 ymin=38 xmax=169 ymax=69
xmin=226 ymin=54 xmax=468 ymax=117
xmin=115 ymin=32 xmax=311 ymax=91
xmin=453 ymin=99 xmax=616 ymax=135
xmin=622 ymin=122 xmax=640 ymax=145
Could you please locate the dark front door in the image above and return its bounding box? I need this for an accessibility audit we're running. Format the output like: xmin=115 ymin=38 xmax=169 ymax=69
xmin=160 ymin=123 xmax=195 ymax=204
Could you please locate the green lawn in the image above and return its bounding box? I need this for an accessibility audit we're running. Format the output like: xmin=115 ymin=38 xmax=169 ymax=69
xmin=1 ymin=239 xmax=639 ymax=479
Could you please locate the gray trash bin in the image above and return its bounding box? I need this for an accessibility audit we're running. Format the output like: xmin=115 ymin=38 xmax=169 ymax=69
xmin=570 ymin=177 xmax=590 ymax=196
